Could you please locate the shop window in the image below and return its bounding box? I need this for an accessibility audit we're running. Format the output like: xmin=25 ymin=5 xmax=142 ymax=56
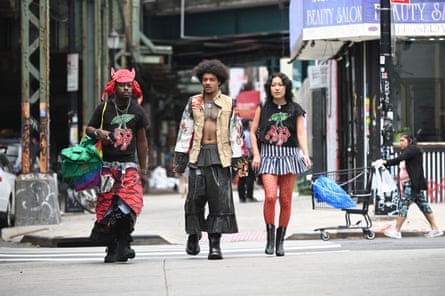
xmin=393 ymin=41 xmax=445 ymax=142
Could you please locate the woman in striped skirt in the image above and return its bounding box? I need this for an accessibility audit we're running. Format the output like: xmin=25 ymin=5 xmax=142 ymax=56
xmin=250 ymin=72 xmax=311 ymax=256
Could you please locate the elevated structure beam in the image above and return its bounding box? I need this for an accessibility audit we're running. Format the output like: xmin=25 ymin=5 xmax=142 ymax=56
xmin=20 ymin=0 xmax=50 ymax=174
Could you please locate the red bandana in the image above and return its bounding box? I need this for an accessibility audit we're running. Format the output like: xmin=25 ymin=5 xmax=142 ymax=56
xmin=101 ymin=68 xmax=143 ymax=104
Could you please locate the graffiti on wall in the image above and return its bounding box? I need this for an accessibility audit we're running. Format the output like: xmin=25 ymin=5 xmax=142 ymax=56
xmin=15 ymin=175 xmax=61 ymax=226
xmin=427 ymin=178 xmax=445 ymax=203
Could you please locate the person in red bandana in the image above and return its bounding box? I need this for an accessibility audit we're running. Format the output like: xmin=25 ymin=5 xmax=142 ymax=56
xmin=86 ymin=68 xmax=149 ymax=263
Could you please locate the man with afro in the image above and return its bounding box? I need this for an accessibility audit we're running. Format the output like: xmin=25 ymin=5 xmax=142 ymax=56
xmin=174 ymin=59 xmax=244 ymax=260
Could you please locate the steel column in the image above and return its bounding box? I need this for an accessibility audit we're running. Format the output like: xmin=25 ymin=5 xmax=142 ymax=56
xmin=20 ymin=0 xmax=50 ymax=174
xmin=81 ymin=0 xmax=104 ymax=130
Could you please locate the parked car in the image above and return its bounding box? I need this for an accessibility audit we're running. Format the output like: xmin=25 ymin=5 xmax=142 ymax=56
xmin=0 ymin=140 xmax=20 ymax=174
xmin=0 ymin=138 xmax=40 ymax=174
xmin=0 ymin=147 xmax=16 ymax=227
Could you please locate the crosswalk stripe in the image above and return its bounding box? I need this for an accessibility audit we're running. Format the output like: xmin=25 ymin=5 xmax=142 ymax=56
xmin=0 ymin=241 xmax=342 ymax=262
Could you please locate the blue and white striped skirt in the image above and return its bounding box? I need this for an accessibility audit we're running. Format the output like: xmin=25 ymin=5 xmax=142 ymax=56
xmin=258 ymin=144 xmax=307 ymax=175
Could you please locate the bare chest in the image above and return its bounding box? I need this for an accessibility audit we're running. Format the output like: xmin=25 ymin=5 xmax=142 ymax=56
xmin=204 ymin=101 xmax=219 ymax=121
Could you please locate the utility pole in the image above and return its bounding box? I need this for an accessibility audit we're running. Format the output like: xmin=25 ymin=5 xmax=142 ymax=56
xmin=379 ymin=0 xmax=393 ymax=160
xmin=376 ymin=0 xmax=400 ymax=216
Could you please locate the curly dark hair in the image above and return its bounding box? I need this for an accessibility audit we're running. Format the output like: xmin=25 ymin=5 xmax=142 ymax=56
xmin=264 ymin=72 xmax=294 ymax=103
xmin=193 ymin=59 xmax=230 ymax=85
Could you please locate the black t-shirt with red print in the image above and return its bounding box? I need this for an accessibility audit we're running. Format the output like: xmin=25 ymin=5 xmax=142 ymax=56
xmin=257 ymin=101 xmax=306 ymax=148
xmin=88 ymin=99 xmax=149 ymax=163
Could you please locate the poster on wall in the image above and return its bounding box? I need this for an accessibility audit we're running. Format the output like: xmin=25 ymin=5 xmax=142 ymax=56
xmin=308 ymin=65 xmax=328 ymax=89
xmin=67 ymin=53 xmax=79 ymax=92
xmin=236 ymin=90 xmax=260 ymax=119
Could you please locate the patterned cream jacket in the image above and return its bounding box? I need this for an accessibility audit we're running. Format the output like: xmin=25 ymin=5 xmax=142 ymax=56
xmin=174 ymin=91 xmax=243 ymax=168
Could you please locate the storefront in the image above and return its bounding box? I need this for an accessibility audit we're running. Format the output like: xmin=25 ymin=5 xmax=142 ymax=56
xmin=290 ymin=0 xmax=445 ymax=202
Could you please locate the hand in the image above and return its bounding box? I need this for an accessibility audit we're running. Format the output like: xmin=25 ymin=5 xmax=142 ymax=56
xmin=172 ymin=163 xmax=183 ymax=176
xmin=303 ymin=155 xmax=312 ymax=169
xmin=174 ymin=153 xmax=188 ymax=175
xmin=372 ymin=159 xmax=385 ymax=168
xmin=251 ymin=155 xmax=261 ymax=172
xmin=96 ymin=129 xmax=113 ymax=145
xmin=173 ymin=162 xmax=187 ymax=175
xmin=139 ymin=172 xmax=148 ymax=188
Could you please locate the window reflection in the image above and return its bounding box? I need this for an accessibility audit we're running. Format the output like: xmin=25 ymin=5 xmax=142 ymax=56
xmin=393 ymin=41 xmax=445 ymax=142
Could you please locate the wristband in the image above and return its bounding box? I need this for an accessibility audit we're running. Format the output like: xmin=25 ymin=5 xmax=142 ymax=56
xmin=139 ymin=168 xmax=148 ymax=175
xmin=94 ymin=129 xmax=99 ymax=138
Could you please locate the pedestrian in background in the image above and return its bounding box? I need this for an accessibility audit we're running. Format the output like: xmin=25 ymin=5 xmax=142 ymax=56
xmin=87 ymin=68 xmax=149 ymax=263
xmin=173 ymin=59 xmax=244 ymax=260
xmin=250 ymin=72 xmax=311 ymax=256
xmin=237 ymin=119 xmax=258 ymax=203
xmin=382 ymin=134 xmax=443 ymax=239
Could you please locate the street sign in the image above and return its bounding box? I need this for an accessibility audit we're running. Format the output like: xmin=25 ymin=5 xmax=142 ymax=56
xmin=308 ymin=65 xmax=328 ymax=89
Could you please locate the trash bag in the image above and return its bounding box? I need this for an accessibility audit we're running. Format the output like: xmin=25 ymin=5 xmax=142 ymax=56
xmin=312 ymin=175 xmax=356 ymax=209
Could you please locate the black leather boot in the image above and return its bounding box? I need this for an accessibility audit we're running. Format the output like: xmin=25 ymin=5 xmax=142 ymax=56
xmin=115 ymin=219 xmax=136 ymax=262
xmin=276 ymin=227 xmax=286 ymax=256
xmin=265 ymin=224 xmax=275 ymax=255
xmin=208 ymin=233 xmax=223 ymax=260
xmin=186 ymin=233 xmax=201 ymax=255
xmin=104 ymin=240 xmax=118 ymax=263
xmin=115 ymin=239 xmax=136 ymax=262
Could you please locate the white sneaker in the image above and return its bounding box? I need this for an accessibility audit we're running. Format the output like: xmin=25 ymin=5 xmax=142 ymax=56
xmin=424 ymin=229 xmax=444 ymax=238
xmin=384 ymin=230 xmax=402 ymax=239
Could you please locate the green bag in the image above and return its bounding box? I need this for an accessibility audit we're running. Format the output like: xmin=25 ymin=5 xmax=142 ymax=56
xmin=61 ymin=135 xmax=103 ymax=181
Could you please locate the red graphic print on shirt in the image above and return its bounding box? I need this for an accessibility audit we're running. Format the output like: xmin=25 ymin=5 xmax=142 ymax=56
xmin=265 ymin=112 xmax=290 ymax=146
xmin=113 ymin=128 xmax=133 ymax=151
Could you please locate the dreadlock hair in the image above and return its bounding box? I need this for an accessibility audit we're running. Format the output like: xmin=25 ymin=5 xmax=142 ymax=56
xmin=193 ymin=59 xmax=230 ymax=85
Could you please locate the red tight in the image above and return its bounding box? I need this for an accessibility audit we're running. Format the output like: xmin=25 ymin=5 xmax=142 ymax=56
xmin=262 ymin=173 xmax=297 ymax=227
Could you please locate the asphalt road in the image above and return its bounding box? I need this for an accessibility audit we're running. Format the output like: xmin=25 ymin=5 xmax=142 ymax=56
xmin=1 ymin=238 xmax=444 ymax=296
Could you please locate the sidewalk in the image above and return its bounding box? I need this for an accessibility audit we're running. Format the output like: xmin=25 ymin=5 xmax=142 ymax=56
xmin=2 ymin=188 xmax=445 ymax=247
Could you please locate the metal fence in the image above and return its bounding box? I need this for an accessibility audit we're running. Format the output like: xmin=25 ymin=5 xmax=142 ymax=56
xmin=423 ymin=145 xmax=445 ymax=203
xmin=395 ymin=144 xmax=445 ymax=203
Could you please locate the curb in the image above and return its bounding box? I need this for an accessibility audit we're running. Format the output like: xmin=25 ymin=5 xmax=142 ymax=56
xmin=19 ymin=230 xmax=429 ymax=247
xmin=20 ymin=234 xmax=170 ymax=248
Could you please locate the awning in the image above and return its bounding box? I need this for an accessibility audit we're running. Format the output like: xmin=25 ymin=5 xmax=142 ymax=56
xmin=292 ymin=37 xmax=345 ymax=61
xmin=289 ymin=0 xmax=445 ymax=61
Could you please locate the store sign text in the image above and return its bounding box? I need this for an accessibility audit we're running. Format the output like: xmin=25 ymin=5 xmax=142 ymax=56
xmin=307 ymin=6 xmax=363 ymax=26
xmin=304 ymin=1 xmax=445 ymax=27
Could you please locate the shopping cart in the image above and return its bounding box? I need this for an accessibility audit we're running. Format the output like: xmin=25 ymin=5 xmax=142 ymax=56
xmin=308 ymin=167 xmax=375 ymax=241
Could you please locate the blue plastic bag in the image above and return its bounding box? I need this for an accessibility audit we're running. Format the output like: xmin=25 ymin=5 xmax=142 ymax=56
xmin=312 ymin=175 xmax=356 ymax=209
